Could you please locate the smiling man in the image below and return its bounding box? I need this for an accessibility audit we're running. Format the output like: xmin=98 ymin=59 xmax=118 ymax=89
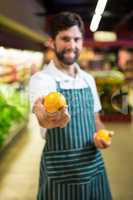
xmin=29 ymin=12 xmax=113 ymax=200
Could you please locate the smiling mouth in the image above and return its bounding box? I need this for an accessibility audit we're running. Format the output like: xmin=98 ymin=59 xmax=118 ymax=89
xmin=64 ymin=51 xmax=75 ymax=56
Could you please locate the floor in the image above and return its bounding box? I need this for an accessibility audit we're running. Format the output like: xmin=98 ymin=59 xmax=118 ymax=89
xmin=0 ymin=115 xmax=44 ymax=200
xmin=0 ymin=114 xmax=133 ymax=200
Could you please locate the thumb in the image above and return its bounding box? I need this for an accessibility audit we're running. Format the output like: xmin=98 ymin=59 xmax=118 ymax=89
xmin=109 ymin=131 xmax=114 ymax=137
xmin=33 ymin=97 xmax=44 ymax=113
xmin=35 ymin=96 xmax=44 ymax=104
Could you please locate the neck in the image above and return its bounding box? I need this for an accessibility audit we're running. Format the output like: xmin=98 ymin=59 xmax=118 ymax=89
xmin=54 ymin=57 xmax=77 ymax=77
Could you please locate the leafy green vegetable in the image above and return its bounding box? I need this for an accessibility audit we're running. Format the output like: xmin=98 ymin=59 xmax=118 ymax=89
xmin=0 ymin=84 xmax=29 ymax=146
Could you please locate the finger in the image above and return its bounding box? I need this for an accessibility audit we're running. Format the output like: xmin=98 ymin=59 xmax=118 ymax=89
xmin=34 ymin=97 xmax=44 ymax=105
xmin=34 ymin=97 xmax=44 ymax=110
xmin=46 ymin=122 xmax=60 ymax=129
xmin=94 ymin=133 xmax=110 ymax=149
xmin=50 ymin=118 xmax=61 ymax=123
xmin=60 ymin=117 xmax=69 ymax=124
xmin=46 ymin=112 xmax=58 ymax=118
xmin=46 ymin=111 xmax=61 ymax=120
xmin=93 ymin=134 xmax=105 ymax=149
xmin=33 ymin=99 xmax=44 ymax=114
xmin=95 ymin=139 xmax=105 ymax=149
xmin=59 ymin=116 xmax=70 ymax=128
xmin=60 ymin=106 xmax=69 ymax=113
xmin=61 ymin=105 xmax=68 ymax=110
xmin=109 ymin=131 xmax=114 ymax=137
xmin=100 ymin=138 xmax=112 ymax=148
xmin=63 ymin=110 xmax=70 ymax=119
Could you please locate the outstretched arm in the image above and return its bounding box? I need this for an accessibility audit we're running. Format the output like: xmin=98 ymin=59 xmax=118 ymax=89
xmin=33 ymin=97 xmax=70 ymax=129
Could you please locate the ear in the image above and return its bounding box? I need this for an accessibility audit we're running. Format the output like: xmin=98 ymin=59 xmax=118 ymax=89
xmin=44 ymin=38 xmax=54 ymax=50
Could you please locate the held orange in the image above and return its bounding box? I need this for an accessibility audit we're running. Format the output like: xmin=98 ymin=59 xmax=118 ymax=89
xmin=44 ymin=92 xmax=67 ymax=113
xmin=97 ymin=129 xmax=110 ymax=142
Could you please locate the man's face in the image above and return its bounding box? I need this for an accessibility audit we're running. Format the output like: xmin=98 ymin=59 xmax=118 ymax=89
xmin=52 ymin=25 xmax=83 ymax=65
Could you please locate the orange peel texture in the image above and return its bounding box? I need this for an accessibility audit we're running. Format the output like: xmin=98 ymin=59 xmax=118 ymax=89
xmin=97 ymin=129 xmax=110 ymax=142
xmin=44 ymin=92 xmax=67 ymax=113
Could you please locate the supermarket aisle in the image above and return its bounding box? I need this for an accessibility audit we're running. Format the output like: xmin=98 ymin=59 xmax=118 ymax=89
xmin=0 ymin=115 xmax=133 ymax=200
xmin=0 ymin=115 xmax=44 ymax=200
xmin=103 ymin=121 xmax=133 ymax=200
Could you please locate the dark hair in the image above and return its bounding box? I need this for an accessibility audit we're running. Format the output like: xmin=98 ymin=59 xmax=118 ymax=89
xmin=49 ymin=12 xmax=85 ymax=39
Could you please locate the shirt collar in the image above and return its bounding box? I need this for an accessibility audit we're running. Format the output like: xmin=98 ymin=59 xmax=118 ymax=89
xmin=43 ymin=60 xmax=81 ymax=81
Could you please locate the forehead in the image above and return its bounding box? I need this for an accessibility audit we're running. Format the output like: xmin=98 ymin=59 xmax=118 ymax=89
xmin=56 ymin=25 xmax=83 ymax=38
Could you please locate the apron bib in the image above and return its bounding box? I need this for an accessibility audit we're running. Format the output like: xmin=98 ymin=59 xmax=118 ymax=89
xmin=37 ymin=81 xmax=112 ymax=200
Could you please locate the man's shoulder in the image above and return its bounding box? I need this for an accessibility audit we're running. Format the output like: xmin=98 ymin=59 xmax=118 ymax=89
xmin=30 ymin=68 xmax=54 ymax=82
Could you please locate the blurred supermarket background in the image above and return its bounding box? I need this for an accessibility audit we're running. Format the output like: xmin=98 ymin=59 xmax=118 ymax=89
xmin=0 ymin=0 xmax=133 ymax=200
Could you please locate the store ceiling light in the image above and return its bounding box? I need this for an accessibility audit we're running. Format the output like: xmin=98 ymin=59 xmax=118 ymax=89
xmin=90 ymin=0 xmax=108 ymax=32
xmin=95 ymin=0 xmax=108 ymax=15
xmin=90 ymin=14 xmax=102 ymax=32
xmin=93 ymin=31 xmax=117 ymax=42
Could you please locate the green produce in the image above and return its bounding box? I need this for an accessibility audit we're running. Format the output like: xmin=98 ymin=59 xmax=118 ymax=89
xmin=90 ymin=70 xmax=125 ymax=84
xmin=90 ymin=70 xmax=131 ymax=115
xmin=0 ymin=84 xmax=29 ymax=146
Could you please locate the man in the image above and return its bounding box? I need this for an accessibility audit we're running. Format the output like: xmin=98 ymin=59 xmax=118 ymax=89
xmin=29 ymin=12 xmax=113 ymax=200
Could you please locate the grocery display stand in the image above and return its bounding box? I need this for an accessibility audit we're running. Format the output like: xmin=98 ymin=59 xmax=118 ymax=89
xmin=0 ymin=47 xmax=43 ymax=152
xmin=0 ymin=83 xmax=29 ymax=150
xmin=0 ymin=118 xmax=28 ymax=153
xmin=91 ymin=70 xmax=132 ymax=122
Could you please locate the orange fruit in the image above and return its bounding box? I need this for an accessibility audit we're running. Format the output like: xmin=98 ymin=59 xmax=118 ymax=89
xmin=44 ymin=92 xmax=67 ymax=113
xmin=97 ymin=129 xmax=110 ymax=142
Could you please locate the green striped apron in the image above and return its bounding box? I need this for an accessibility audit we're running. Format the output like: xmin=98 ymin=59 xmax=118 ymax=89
xmin=37 ymin=81 xmax=112 ymax=200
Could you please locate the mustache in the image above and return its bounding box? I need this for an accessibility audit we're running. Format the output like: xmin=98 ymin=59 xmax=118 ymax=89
xmin=62 ymin=48 xmax=79 ymax=54
xmin=55 ymin=48 xmax=79 ymax=65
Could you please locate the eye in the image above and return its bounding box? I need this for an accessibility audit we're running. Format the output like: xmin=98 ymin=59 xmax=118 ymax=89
xmin=61 ymin=36 xmax=71 ymax=42
xmin=74 ymin=37 xmax=82 ymax=42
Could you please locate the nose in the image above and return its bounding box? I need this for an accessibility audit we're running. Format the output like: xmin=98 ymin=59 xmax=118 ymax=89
xmin=67 ymin=39 xmax=76 ymax=49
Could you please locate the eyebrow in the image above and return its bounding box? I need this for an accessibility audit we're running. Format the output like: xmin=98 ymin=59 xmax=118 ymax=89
xmin=60 ymin=36 xmax=83 ymax=40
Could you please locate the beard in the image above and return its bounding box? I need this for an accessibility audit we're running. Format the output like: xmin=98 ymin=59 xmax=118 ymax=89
xmin=54 ymin=48 xmax=79 ymax=65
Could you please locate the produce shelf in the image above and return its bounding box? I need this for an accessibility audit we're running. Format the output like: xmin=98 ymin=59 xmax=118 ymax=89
xmin=0 ymin=117 xmax=28 ymax=152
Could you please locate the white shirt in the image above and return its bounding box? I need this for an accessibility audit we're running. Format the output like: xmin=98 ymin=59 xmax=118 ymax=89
xmin=29 ymin=60 xmax=101 ymax=137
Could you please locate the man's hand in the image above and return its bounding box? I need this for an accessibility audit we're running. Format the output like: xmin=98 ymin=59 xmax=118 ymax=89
xmin=33 ymin=97 xmax=70 ymax=128
xmin=93 ymin=131 xmax=114 ymax=149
